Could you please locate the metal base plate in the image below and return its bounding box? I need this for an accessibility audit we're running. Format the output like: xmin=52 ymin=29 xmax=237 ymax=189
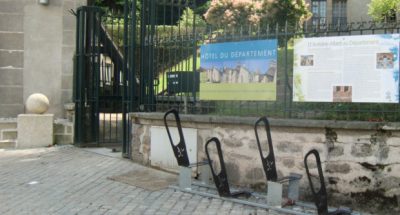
xmin=169 ymin=183 xmax=361 ymax=215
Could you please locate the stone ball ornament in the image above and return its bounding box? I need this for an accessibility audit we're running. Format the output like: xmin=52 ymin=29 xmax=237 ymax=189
xmin=26 ymin=93 xmax=50 ymax=114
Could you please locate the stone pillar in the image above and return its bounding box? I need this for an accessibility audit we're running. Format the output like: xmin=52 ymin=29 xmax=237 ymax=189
xmin=63 ymin=103 xmax=75 ymax=122
xmin=17 ymin=114 xmax=54 ymax=148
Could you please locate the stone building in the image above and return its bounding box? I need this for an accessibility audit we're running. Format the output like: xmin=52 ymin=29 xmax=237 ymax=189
xmin=0 ymin=0 xmax=86 ymax=118
xmin=226 ymin=68 xmax=238 ymax=83
xmin=206 ymin=67 xmax=222 ymax=83
xmin=305 ymin=0 xmax=373 ymax=27
xmin=237 ymin=65 xmax=251 ymax=83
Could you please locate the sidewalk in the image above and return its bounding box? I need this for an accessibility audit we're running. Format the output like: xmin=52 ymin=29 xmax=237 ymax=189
xmin=0 ymin=146 xmax=273 ymax=215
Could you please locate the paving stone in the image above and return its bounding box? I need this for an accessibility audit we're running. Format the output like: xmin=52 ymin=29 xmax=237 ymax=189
xmin=0 ymin=146 xmax=312 ymax=215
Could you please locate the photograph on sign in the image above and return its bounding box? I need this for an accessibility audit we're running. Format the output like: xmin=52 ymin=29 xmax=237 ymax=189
xmin=293 ymin=34 xmax=400 ymax=103
xmin=200 ymin=40 xmax=278 ymax=101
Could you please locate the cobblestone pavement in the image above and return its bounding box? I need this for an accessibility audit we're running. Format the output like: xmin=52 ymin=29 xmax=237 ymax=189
xmin=0 ymin=146 xmax=278 ymax=215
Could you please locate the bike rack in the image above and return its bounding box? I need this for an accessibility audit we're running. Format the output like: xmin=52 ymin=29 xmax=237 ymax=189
xmin=205 ymin=137 xmax=251 ymax=198
xmin=164 ymin=108 xmax=211 ymax=189
xmin=254 ymin=116 xmax=302 ymax=206
xmin=254 ymin=116 xmax=278 ymax=181
xmin=304 ymin=149 xmax=352 ymax=215
xmin=163 ymin=110 xmax=358 ymax=214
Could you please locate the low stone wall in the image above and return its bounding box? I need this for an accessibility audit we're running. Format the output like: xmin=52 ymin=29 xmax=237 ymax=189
xmin=0 ymin=118 xmax=73 ymax=146
xmin=130 ymin=112 xmax=400 ymax=211
xmin=54 ymin=119 xmax=74 ymax=145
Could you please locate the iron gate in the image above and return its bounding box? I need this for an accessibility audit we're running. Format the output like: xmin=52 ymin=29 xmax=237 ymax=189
xmin=74 ymin=0 xmax=198 ymax=156
xmin=74 ymin=5 xmax=137 ymax=157
xmin=74 ymin=6 xmax=101 ymax=147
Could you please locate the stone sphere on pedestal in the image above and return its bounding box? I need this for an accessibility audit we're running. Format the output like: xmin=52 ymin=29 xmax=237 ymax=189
xmin=26 ymin=93 xmax=50 ymax=114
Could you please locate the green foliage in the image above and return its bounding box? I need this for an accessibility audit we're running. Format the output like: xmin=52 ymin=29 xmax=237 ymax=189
xmin=178 ymin=8 xmax=207 ymax=28
xmin=94 ymin=0 xmax=125 ymax=12
xmin=368 ymin=0 xmax=400 ymax=22
xmin=293 ymin=73 xmax=304 ymax=101
xmin=264 ymin=0 xmax=311 ymax=27
xmin=204 ymin=0 xmax=261 ymax=28
xmin=104 ymin=21 xmax=125 ymax=50
xmin=194 ymin=0 xmax=211 ymax=16
xmin=156 ymin=8 xmax=208 ymax=39
xmin=94 ymin=0 xmax=141 ymax=15
xmin=95 ymin=0 xmax=124 ymax=7
xmin=204 ymin=0 xmax=311 ymax=29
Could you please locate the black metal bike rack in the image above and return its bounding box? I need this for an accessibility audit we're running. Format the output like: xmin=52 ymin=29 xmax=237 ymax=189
xmin=163 ymin=113 xmax=355 ymax=215
xmin=254 ymin=116 xmax=302 ymax=204
xmin=304 ymin=149 xmax=352 ymax=215
xmin=164 ymin=108 xmax=190 ymax=167
xmin=254 ymin=116 xmax=278 ymax=182
xmin=205 ymin=137 xmax=251 ymax=198
xmin=164 ymin=108 xmax=210 ymax=189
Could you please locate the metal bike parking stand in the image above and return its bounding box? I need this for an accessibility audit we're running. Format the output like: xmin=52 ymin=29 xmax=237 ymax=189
xmin=304 ymin=149 xmax=353 ymax=215
xmin=164 ymin=110 xmax=312 ymax=214
xmin=164 ymin=109 xmax=211 ymax=189
xmin=205 ymin=137 xmax=252 ymax=198
xmin=170 ymin=136 xmax=314 ymax=215
xmin=164 ymin=110 xmax=358 ymax=215
xmin=254 ymin=116 xmax=302 ymax=206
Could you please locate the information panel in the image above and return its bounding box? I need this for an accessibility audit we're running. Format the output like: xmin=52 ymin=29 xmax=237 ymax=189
xmin=166 ymin=71 xmax=199 ymax=94
xmin=200 ymin=40 xmax=278 ymax=101
xmin=293 ymin=34 xmax=399 ymax=103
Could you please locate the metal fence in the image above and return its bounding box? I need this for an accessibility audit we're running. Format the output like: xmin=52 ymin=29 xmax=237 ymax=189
xmin=75 ymin=7 xmax=129 ymax=149
xmin=124 ymin=0 xmax=400 ymax=122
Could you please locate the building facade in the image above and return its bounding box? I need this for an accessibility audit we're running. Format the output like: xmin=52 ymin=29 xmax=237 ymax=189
xmin=305 ymin=0 xmax=372 ymax=26
xmin=0 ymin=0 xmax=86 ymax=118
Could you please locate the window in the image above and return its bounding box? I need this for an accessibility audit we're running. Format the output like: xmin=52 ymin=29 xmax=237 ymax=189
xmin=312 ymin=0 xmax=327 ymax=27
xmin=332 ymin=0 xmax=347 ymax=28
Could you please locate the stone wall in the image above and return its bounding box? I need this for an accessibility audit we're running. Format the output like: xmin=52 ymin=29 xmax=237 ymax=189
xmin=130 ymin=112 xmax=400 ymax=211
xmin=54 ymin=118 xmax=73 ymax=144
xmin=0 ymin=117 xmax=73 ymax=149
xmin=0 ymin=0 xmax=86 ymax=118
xmin=347 ymin=0 xmax=371 ymax=22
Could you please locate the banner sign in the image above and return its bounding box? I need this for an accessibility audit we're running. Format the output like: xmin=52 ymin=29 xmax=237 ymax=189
xmin=200 ymin=40 xmax=278 ymax=101
xmin=293 ymin=34 xmax=400 ymax=103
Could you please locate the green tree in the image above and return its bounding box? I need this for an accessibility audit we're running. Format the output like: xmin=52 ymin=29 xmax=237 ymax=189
xmin=263 ymin=0 xmax=311 ymax=27
xmin=178 ymin=8 xmax=207 ymax=28
xmin=204 ymin=0 xmax=311 ymax=29
xmin=194 ymin=0 xmax=211 ymax=17
xmin=94 ymin=0 xmax=125 ymax=12
xmin=368 ymin=0 xmax=400 ymax=22
xmin=204 ymin=0 xmax=261 ymax=28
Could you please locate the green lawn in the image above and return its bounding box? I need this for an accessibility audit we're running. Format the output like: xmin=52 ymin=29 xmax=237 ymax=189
xmin=200 ymin=83 xmax=276 ymax=101
xmin=156 ymin=55 xmax=200 ymax=93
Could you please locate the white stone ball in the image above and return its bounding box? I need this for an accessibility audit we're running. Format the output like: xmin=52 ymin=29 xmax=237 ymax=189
xmin=26 ymin=93 xmax=50 ymax=114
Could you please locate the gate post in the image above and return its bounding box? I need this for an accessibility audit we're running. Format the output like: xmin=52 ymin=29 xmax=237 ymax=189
xmin=74 ymin=6 xmax=102 ymax=146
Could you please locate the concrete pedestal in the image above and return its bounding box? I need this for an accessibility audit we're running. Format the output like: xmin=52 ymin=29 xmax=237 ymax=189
xmin=267 ymin=181 xmax=283 ymax=207
xmin=17 ymin=114 xmax=54 ymax=148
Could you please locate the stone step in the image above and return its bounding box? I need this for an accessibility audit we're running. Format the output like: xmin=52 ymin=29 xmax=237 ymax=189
xmin=0 ymin=139 xmax=16 ymax=149
xmin=0 ymin=120 xmax=17 ymax=131
xmin=55 ymin=134 xmax=73 ymax=145
xmin=1 ymin=129 xmax=17 ymax=140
